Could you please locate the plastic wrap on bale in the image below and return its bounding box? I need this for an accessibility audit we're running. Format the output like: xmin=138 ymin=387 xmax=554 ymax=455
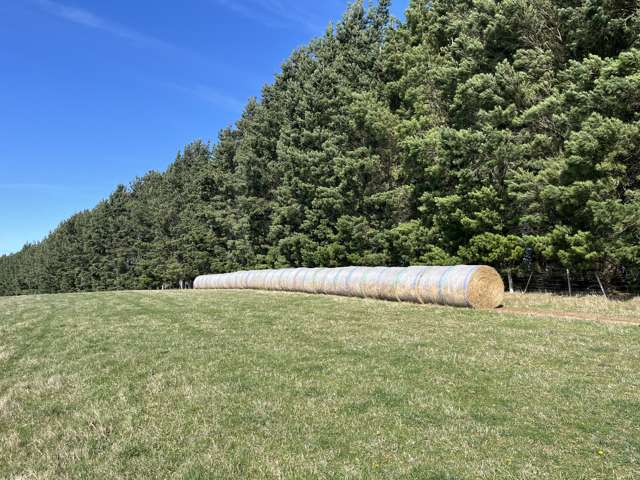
xmin=194 ymin=266 xmax=505 ymax=309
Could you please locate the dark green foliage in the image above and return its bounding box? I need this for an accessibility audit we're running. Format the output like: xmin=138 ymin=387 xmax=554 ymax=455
xmin=1 ymin=0 xmax=639 ymax=295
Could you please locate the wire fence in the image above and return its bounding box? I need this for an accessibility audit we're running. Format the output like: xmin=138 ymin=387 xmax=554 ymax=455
xmin=178 ymin=267 xmax=640 ymax=298
xmin=500 ymin=268 xmax=640 ymax=298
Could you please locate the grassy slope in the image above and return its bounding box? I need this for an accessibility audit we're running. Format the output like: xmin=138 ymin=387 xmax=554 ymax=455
xmin=0 ymin=291 xmax=638 ymax=479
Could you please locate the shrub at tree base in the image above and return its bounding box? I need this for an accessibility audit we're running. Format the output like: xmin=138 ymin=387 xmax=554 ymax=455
xmin=194 ymin=265 xmax=505 ymax=309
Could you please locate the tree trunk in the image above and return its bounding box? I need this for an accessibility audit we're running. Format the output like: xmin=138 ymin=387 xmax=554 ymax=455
xmin=507 ymin=270 xmax=514 ymax=293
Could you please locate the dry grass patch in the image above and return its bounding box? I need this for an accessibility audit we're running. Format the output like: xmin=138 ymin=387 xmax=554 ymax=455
xmin=503 ymin=292 xmax=640 ymax=323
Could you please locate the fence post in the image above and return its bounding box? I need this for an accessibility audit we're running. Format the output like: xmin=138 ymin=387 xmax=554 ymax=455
xmin=507 ymin=270 xmax=514 ymax=293
xmin=595 ymin=272 xmax=608 ymax=300
xmin=523 ymin=271 xmax=533 ymax=294
xmin=566 ymin=269 xmax=572 ymax=296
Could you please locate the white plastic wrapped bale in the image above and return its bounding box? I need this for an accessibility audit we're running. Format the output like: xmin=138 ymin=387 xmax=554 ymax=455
xmin=194 ymin=265 xmax=504 ymax=309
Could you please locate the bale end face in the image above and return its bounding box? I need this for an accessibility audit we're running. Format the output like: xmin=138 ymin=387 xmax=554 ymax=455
xmin=465 ymin=266 xmax=505 ymax=309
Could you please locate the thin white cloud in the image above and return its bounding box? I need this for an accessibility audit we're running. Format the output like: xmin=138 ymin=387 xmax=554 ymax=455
xmin=191 ymin=85 xmax=246 ymax=112
xmin=29 ymin=2 xmax=249 ymax=115
xmin=159 ymin=81 xmax=245 ymax=112
xmin=214 ymin=0 xmax=328 ymax=33
xmin=0 ymin=183 xmax=67 ymax=191
xmin=0 ymin=183 xmax=102 ymax=193
xmin=215 ymin=0 xmax=279 ymax=28
xmin=30 ymin=0 xmax=260 ymax=80
xmin=31 ymin=0 xmax=204 ymax=61
xmin=252 ymin=0 xmax=324 ymax=32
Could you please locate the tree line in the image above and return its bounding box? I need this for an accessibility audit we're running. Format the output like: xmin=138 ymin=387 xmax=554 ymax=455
xmin=1 ymin=0 xmax=639 ymax=296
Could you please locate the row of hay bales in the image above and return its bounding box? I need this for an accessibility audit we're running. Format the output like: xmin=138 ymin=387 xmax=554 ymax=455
xmin=194 ymin=265 xmax=504 ymax=309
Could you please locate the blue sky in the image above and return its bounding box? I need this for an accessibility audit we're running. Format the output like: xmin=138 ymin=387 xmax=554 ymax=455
xmin=0 ymin=0 xmax=409 ymax=256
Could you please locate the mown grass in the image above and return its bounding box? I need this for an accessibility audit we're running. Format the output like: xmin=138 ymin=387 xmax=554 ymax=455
xmin=0 ymin=290 xmax=639 ymax=479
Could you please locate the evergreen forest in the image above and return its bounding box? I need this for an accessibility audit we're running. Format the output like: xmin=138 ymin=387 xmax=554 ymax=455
xmin=1 ymin=0 xmax=639 ymax=296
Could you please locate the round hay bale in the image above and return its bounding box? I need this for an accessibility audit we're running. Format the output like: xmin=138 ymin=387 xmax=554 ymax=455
xmin=360 ymin=267 xmax=387 ymax=299
xmin=272 ymin=269 xmax=286 ymax=291
xmin=247 ymin=270 xmax=260 ymax=290
xmin=264 ymin=270 xmax=278 ymax=290
xmin=345 ymin=267 xmax=368 ymax=297
xmin=333 ymin=266 xmax=358 ymax=297
xmin=394 ymin=266 xmax=428 ymax=303
xmin=251 ymin=270 xmax=266 ymax=290
xmin=291 ymin=268 xmax=308 ymax=291
xmin=286 ymin=268 xmax=300 ymax=291
xmin=322 ymin=268 xmax=342 ymax=295
xmin=302 ymin=268 xmax=320 ymax=293
xmin=194 ymin=265 xmax=504 ymax=309
xmin=242 ymin=270 xmax=253 ymax=289
xmin=278 ymin=269 xmax=291 ymax=291
xmin=313 ymin=268 xmax=332 ymax=293
xmin=464 ymin=265 xmax=505 ymax=309
xmin=377 ymin=267 xmax=405 ymax=300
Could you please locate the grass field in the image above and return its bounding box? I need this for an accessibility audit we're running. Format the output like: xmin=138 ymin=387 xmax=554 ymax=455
xmin=1 ymin=290 xmax=639 ymax=479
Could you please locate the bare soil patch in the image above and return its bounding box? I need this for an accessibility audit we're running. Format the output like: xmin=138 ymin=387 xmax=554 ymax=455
xmin=499 ymin=307 xmax=640 ymax=325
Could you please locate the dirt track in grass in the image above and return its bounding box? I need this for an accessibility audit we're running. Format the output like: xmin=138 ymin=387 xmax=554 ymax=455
xmin=498 ymin=292 xmax=640 ymax=325
xmin=498 ymin=307 xmax=640 ymax=326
